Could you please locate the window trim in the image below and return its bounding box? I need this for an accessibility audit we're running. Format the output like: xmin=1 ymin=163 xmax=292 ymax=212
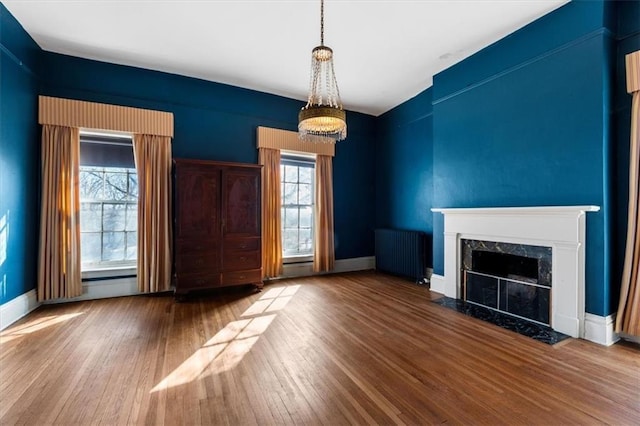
xmin=281 ymin=153 xmax=315 ymax=262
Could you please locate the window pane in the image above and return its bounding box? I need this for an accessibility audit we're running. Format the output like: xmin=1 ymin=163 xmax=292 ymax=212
xmin=284 ymin=207 xmax=298 ymax=229
xmin=126 ymin=232 xmax=137 ymax=260
xmin=104 ymin=173 xmax=129 ymax=200
xmin=103 ymin=203 xmax=126 ymax=231
xmin=128 ymin=173 xmax=138 ymax=199
xmin=81 ymin=233 xmax=102 ymax=264
xmin=80 ymin=170 xmax=103 ymax=200
xmin=299 ymin=229 xmax=312 ymax=253
xmin=283 ymin=229 xmax=298 ymax=254
xmin=102 ymin=232 xmax=125 ymax=261
xmin=299 ymin=206 xmax=312 ymax=228
xmin=284 ymin=165 xmax=298 ymax=183
xmin=298 ymin=183 xmax=312 ymax=205
xmin=126 ymin=204 xmax=137 ymax=231
xmin=283 ymin=183 xmax=298 ymax=205
xmin=81 ymin=203 xmax=102 ymax=232
xmin=299 ymin=167 xmax=312 ymax=184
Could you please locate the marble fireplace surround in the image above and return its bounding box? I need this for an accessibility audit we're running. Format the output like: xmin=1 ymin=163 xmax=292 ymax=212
xmin=431 ymin=206 xmax=600 ymax=338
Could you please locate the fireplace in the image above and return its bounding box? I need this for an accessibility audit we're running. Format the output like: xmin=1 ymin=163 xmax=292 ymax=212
xmin=462 ymin=239 xmax=552 ymax=325
xmin=431 ymin=206 xmax=600 ymax=338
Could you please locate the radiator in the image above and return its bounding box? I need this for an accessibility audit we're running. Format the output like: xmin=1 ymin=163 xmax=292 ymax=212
xmin=375 ymin=229 xmax=427 ymax=282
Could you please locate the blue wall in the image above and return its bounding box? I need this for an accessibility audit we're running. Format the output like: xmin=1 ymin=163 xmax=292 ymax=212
xmin=0 ymin=3 xmax=376 ymax=307
xmin=38 ymin=53 xmax=377 ymax=261
xmin=376 ymin=88 xmax=434 ymax=266
xmin=432 ymin=0 xmax=613 ymax=316
xmin=377 ymin=0 xmax=638 ymax=317
xmin=0 ymin=3 xmax=40 ymax=305
xmin=3 ymin=0 xmax=637 ymax=316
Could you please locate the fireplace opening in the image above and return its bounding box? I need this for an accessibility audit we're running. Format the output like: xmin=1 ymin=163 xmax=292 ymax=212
xmin=462 ymin=240 xmax=552 ymax=326
xmin=472 ymin=251 xmax=538 ymax=283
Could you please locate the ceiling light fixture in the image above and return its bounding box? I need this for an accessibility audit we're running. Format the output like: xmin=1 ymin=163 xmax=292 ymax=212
xmin=298 ymin=0 xmax=347 ymax=143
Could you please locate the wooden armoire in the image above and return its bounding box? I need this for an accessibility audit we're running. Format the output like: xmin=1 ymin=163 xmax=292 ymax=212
xmin=173 ymin=159 xmax=263 ymax=298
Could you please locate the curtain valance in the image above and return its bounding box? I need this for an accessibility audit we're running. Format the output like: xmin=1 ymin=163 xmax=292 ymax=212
xmin=257 ymin=126 xmax=334 ymax=157
xmin=38 ymin=96 xmax=174 ymax=138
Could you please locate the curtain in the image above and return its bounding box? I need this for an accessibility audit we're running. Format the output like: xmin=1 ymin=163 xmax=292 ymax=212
xmin=313 ymin=155 xmax=335 ymax=272
xmin=133 ymin=134 xmax=172 ymax=293
xmin=259 ymin=148 xmax=283 ymax=278
xmin=616 ymin=51 xmax=640 ymax=336
xmin=38 ymin=125 xmax=82 ymax=301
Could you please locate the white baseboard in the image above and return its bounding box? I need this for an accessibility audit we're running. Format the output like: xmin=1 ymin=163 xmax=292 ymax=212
xmin=44 ymin=277 xmax=140 ymax=304
xmin=0 ymin=289 xmax=40 ymax=331
xmin=430 ymin=273 xmax=445 ymax=295
xmin=280 ymin=256 xmax=375 ymax=279
xmin=584 ymin=313 xmax=619 ymax=346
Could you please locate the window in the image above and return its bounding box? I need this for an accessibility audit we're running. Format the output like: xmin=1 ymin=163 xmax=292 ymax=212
xmin=281 ymin=155 xmax=315 ymax=259
xmin=79 ymin=132 xmax=137 ymax=270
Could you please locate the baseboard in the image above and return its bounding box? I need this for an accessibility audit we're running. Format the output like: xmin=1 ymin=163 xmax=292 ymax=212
xmin=334 ymin=256 xmax=375 ymax=273
xmin=584 ymin=313 xmax=619 ymax=346
xmin=0 ymin=289 xmax=40 ymax=331
xmin=280 ymin=256 xmax=375 ymax=279
xmin=44 ymin=277 xmax=140 ymax=304
xmin=430 ymin=274 xmax=445 ymax=295
xmin=618 ymin=333 xmax=640 ymax=344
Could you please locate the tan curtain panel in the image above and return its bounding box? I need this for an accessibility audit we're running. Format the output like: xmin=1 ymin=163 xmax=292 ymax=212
xmin=133 ymin=134 xmax=172 ymax=293
xmin=39 ymin=96 xmax=173 ymax=137
xmin=257 ymin=126 xmax=335 ymax=157
xmin=38 ymin=125 xmax=82 ymax=301
xmin=616 ymin=50 xmax=640 ymax=336
xmin=259 ymin=148 xmax=283 ymax=278
xmin=313 ymin=155 xmax=335 ymax=272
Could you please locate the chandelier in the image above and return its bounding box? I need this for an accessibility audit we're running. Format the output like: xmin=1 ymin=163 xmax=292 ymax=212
xmin=298 ymin=0 xmax=347 ymax=143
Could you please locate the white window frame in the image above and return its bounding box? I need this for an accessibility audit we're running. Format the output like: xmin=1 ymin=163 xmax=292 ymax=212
xmin=281 ymin=151 xmax=316 ymax=264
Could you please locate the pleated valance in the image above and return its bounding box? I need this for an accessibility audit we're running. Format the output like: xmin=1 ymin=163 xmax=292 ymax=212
xmin=626 ymin=50 xmax=640 ymax=94
xmin=257 ymin=126 xmax=335 ymax=157
xmin=38 ymin=96 xmax=174 ymax=137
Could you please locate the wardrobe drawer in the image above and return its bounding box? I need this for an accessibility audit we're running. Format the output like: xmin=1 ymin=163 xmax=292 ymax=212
xmin=222 ymin=250 xmax=260 ymax=271
xmin=176 ymin=252 xmax=219 ymax=271
xmin=176 ymin=239 xmax=217 ymax=255
xmin=221 ymin=269 xmax=262 ymax=286
xmin=176 ymin=272 xmax=221 ymax=289
xmin=224 ymin=238 xmax=259 ymax=252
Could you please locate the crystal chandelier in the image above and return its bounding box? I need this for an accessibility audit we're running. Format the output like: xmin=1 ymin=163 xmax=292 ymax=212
xmin=298 ymin=0 xmax=347 ymax=143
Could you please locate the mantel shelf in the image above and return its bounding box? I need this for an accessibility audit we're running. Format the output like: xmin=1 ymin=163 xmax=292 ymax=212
xmin=432 ymin=205 xmax=600 ymax=215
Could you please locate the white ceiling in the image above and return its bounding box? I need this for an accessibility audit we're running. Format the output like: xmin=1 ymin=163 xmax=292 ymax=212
xmin=4 ymin=0 xmax=568 ymax=116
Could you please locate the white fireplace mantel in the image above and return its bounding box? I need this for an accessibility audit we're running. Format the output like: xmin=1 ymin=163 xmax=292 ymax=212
xmin=431 ymin=205 xmax=600 ymax=338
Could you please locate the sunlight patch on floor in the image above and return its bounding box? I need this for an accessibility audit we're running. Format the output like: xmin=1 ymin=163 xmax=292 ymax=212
xmin=151 ymin=284 xmax=300 ymax=392
xmin=0 ymin=312 xmax=84 ymax=344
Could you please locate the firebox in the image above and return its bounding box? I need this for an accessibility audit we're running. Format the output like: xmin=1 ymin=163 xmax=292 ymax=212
xmin=461 ymin=239 xmax=552 ymax=325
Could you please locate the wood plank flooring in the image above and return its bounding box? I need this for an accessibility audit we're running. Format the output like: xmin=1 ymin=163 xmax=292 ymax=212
xmin=1 ymin=271 xmax=639 ymax=425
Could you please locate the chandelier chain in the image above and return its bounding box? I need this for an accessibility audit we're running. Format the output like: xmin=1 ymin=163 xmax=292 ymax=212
xmin=320 ymin=0 xmax=324 ymax=46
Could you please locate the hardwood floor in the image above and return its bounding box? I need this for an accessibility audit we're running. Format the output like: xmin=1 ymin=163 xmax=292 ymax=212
xmin=1 ymin=271 xmax=638 ymax=425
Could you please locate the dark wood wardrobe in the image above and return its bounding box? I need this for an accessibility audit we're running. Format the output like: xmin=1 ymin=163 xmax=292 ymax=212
xmin=173 ymin=159 xmax=263 ymax=298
